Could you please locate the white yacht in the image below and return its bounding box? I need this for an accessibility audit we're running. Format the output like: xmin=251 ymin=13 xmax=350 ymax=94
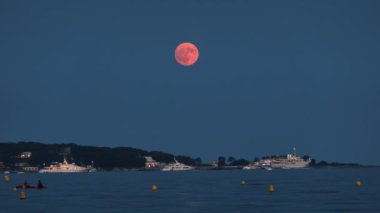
xmin=39 ymin=158 xmax=89 ymax=173
xmin=263 ymin=148 xmax=311 ymax=169
xmin=270 ymin=154 xmax=311 ymax=169
xmin=161 ymin=158 xmax=194 ymax=171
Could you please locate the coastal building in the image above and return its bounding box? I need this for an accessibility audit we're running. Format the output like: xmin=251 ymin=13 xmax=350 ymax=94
xmin=211 ymin=161 xmax=219 ymax=169
xmin=144 ymin=156 xmax=161 ymax=169
xmin=0 ymin=161 xmax=9 ymax=171
xmin=15 ymin=162 xmax=29 ymax=167
xmin=17 ymin=152 xmax=32 ymax=159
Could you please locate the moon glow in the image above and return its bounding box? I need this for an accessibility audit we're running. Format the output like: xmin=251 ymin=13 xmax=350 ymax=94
xmin=175 ymin=42 xmax=199 ymax=66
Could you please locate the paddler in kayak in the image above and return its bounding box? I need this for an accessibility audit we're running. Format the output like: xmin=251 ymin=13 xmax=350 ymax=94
xmin=37 ymin=180 xmax=44 ymax=189
xmin=15 ymin=180 xmax=47 ymax=189
xmin=23 ymin=180 xmax=30 ymax=189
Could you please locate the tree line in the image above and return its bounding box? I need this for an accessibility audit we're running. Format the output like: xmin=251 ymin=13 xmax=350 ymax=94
xmin=0 ymin=142 xmax=201 ymax=170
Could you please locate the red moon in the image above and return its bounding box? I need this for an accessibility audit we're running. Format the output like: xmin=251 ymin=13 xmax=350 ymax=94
xmin=175 ymin=42 xmax=199 ymax=66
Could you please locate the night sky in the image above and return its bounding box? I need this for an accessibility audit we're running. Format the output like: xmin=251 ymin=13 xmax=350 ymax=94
xmin=1 ymin=0 xmax=379 ymax=164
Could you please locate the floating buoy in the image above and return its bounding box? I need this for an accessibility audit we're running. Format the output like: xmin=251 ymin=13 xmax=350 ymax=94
xmin=13 ymin=187 xmax=17 ymax=192
xmin=240 ymin=180 xmax=246 ymax=186
xmin=4 ymin=175 xmax=10 ymax=183
xmin=20 ymin=191 xmax=26 ymax=200
xmin=268 ymin=184 xmax=275 ymax=192
xmin=151 ymin=184 xmax=158 ymax=191
xmin=355 ymin=181 xmax=361 ymax=187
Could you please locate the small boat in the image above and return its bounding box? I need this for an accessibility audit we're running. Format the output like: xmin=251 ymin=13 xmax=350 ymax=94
xmin=87 ymin=161 xmax=97 ymax=172
xmin=242 ymin=162 xmax=259 ymax=170
xmin=15 ymin=185 xmax=48 ymax=190
xmin=16 ymin=180 xmax=47 ymax=190
xmin=88 ymin=168 xmax=97 ymax=172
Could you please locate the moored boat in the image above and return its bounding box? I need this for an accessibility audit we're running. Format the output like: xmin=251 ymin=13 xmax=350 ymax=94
xmin=269 ymin=148 xmax=311 ymax=169
xmin=257 ymin=148 xmax=311 ymax=169
xmin=161 ymin=158 xmax=194 ymax=171
xmin=242 ymin=162 xmax=259 ymax=170
xmin=39 ymin=158 xmax=89 ymax=173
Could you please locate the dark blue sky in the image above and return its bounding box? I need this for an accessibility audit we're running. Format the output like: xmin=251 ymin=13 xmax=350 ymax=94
xmin=1 ymin=0 xmax=379 ymax=164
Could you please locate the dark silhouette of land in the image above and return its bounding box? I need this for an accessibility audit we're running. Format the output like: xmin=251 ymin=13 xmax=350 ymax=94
xmin=0 ymin=141 xmax=201 ymax=170
xmin=0 ymin=142 xmax=370 ymax=171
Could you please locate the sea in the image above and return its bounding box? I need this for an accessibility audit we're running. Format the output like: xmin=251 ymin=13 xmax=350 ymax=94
xmin=1 ymin=168 xmax=380 ymax=213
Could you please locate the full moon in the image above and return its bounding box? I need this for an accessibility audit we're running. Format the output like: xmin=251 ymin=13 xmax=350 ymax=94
xmin=175 ymin=42 xmax=199 ymax=66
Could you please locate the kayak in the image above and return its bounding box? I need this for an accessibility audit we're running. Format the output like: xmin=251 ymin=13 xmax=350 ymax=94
xmin=15 ymin=185 xmax=48 ymax=189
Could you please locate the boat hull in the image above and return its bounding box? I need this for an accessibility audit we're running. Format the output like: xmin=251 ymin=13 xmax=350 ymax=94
xmin=242 ymin=165 xmax=259 ymax=170
xmin=161 ymin=167 xmax=194 ymax=171
xmin=39 ymin=169 xmax=89 ymax=173
xmin=270 ymin=159 xmax=311 ymax=169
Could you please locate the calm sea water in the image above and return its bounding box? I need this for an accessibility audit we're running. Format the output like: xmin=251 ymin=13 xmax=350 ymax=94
xmin=1 ymin=168 xmax=380 ymax=213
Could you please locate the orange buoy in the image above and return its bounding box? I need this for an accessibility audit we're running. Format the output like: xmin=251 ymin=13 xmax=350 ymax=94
xmin=268 ymin=184 xmax=275 ymax=192
xmin=151 ymin=184 xmax=158 ymax=191
xmin=4 ymin=175 xmax=10 ymax=183
xmin=355 ymin=181 xmax=361 ymax=187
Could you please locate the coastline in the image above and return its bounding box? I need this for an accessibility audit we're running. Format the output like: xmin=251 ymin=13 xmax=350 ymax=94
xmin=0 ymin=141 xmax=375 ymax=174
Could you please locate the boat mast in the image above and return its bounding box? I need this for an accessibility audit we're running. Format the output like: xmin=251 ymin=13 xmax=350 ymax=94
xmin=173 ymin=156 xmax=179 ymax=164
xmin=293 ymin=147 xmax=297 ymax=157
xmin=63 ymin=154 xmax=68 ymax=164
